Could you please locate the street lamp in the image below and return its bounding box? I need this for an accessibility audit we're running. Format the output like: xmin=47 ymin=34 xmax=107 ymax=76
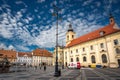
xmin=99 ymin=31 xmax=110 ymax=67
xmin=52 ymin=4 xmax=61 ymax=77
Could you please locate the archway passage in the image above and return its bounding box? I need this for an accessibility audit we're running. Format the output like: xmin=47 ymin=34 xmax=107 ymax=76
xmin=118 ymin=59 xmax=120 ymax=68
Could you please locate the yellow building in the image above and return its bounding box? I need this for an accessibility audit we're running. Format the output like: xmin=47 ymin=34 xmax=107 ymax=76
xmin=53 ymin=46 xmax=64 ymax=66
xmin=64 ymin=15 xmax=120 ymax=68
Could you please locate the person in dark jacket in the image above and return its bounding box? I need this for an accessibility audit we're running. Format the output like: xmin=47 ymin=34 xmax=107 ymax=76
xmin=44 ymin=65 xmax=46 ymax=71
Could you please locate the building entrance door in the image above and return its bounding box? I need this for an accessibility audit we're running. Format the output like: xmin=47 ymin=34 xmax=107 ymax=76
xmin=118 ymin=59 xmax=120 ymax=68
xmin=65 ymin=62 xmax=67 ymax=67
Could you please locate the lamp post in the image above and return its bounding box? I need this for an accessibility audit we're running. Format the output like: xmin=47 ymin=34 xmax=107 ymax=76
xmin=52 ymin=4 xmax=61 ymax=77
xmin=99 ymin=31 xmax=110 ymax=67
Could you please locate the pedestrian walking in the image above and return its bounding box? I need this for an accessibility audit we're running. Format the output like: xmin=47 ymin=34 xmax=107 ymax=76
xmin=44 ymin=65 xmax=46 ymax=71
xmin=62 ymin=65 xmax=64 ymax=69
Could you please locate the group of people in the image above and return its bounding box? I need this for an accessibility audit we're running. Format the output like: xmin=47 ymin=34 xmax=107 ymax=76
xmin=34 ymin=63 xmax=47 ymax=71
xmin=39 ymin=65 xmax=46 ymax=71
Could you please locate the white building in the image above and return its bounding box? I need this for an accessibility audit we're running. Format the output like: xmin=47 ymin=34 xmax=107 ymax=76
xmin=32 ymin=48 xmax=53 ymax=66
xmin=17 ymin=52 xmax=32 ymax=65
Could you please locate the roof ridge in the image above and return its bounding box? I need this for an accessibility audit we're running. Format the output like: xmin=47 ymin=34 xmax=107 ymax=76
xmin=66 ymin=23 xmax=120 ymax=47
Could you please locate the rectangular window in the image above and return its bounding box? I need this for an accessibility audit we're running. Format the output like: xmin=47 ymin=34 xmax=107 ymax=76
xmin=100 ymin=43 xmax=104 ymax=48
xmin=83 ymin=48 xmax=85 ymax=52
xmin=76 ymin=49 xmax=78 ymax=53
xmin=71 ymin=51 xmax=72 ymax=54
xmin=114 ymin=39 xmax=119 ymax=45
xmin=90 ymin=45 xmax=93 ymax=50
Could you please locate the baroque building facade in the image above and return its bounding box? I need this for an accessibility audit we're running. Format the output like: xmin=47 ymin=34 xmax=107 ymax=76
xmin=64 ymin=15 xmax=120 ymax=68
xmin=53 ymin=46 xmax=64 ymax=66
xmin=17 ymin=52 xmax=32 ymax=65
xmin=0 ymin=48 xmax=53 ymax=66
xmin=0 ymin=49 xmax=17 ymax=63
xmin=32 ymin=48 xmax=53 ymax=66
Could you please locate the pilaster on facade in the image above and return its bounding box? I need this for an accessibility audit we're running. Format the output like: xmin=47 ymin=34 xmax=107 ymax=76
xmin=64 ymin=15 xmax=120 ymax=68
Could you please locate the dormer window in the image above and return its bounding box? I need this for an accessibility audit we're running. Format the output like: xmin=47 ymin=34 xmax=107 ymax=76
xmin=114 ymin=39 xmax=119 ymax=45
xmin=99 ymin=31 xmax=105 ymax=36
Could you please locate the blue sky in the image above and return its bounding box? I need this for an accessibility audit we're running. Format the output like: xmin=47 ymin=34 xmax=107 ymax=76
xmin=0 ymin=0 xmax=120 ymax=52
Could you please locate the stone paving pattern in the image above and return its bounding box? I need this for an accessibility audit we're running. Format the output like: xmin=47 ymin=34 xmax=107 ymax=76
xmin=0 ymin=66 xmax=120 ymax=80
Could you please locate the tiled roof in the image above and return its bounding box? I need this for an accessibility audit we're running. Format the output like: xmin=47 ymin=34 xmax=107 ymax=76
xmin=32 ymin=48 xmax=53 ymax=57
xmin=0 ymin=49 xmax=17 ymax=59
xmin=66 ymin=23 xmax=120 ymax=48
xmin=18 ymin=52 xmax=32 ymax=57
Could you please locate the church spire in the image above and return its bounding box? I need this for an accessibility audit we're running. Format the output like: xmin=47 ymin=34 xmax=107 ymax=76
xmin=66 ymin=24 xmax=75 ymax=46
xmin=67 ymin=24 xmax=74 ymax=32
xmin=109 ymin=13 xmax=115 ymax=25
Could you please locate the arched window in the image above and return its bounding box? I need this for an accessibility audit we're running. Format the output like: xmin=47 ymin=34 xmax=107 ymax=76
xmin=91 ymin=55 xmax=96 ymax=63
xmin=76 ymin=57 xmax=79 ymax=62
xmin=67 ymin=36 xmax=69 ymax=40
xmin=83 ymin=56 xmax=86 ymax=62
xmin=72 ymin=35 xmax=74 ymax=39
xmin=102 ymin=54 xmax=107 ymax=63
xmin=71 ymin=58 xmax=73 ymax=62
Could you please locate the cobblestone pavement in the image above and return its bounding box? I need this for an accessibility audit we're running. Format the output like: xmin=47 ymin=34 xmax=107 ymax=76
xmin=81 ymin=68 xmax=120 ymax=80
xmin=0 ymin=66 xmax=80 ymax=80
xmin=0 ymin=66 xmax=120 ymax=80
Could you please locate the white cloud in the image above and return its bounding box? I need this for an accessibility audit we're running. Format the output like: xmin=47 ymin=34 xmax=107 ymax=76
xmin=15 ymin=1 xmax=23 ymax=4
xmin=72 ymin=10 xmax=77 ymax=14
xmin=34 ymin=25 xmax=56 ymax=47
xmin=0 ymin=43 xmax=7 ymax=49
xmin=16 ymin=11 xmax=23 ymax=20
xmin=79 ymin=12 xmax=84 ymax=16
xmin=0 ymin=14 xmax=13 ymax=38
xmin=27 ymin=17 xmax=33 ymax=21
xmin=16 ymin=45 xmax=30 ymax=51
xmin=18 ymin=22 xmax=23 ymax=26
xmin=15 ymin=1 xmax=27 ymax=7
xmin=87 ymin=14 xmax=95 ymax=21
xmin=37 ymin=0 xmax=45 ymax=3
xmin=1 ymin=4 xmax=11 ymax=8
xmin=24 ymin=19 xmax=29 ymax=24
xmin=82 ymin=0 xmax=93 ymax=6
xmin=8 ymin=45 xmax=15 ymax=50
xmin=0 ymin=43 xmax=16 ymax=50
